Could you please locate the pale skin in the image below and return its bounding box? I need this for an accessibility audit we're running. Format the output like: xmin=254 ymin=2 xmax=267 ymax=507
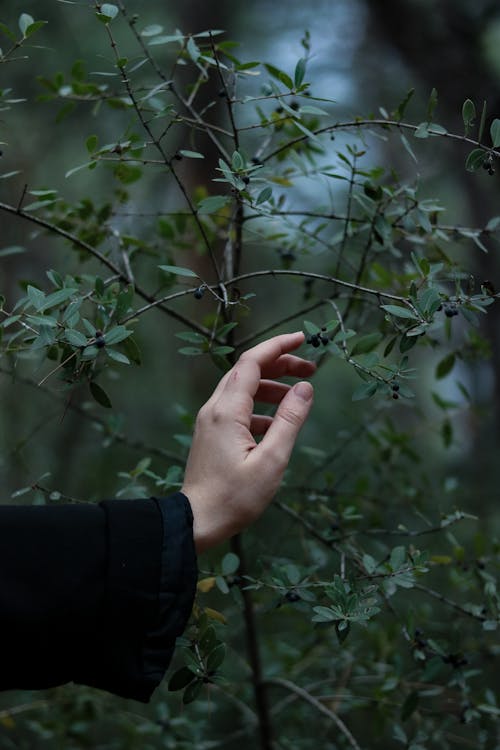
xmin=181 ymin=331 xmax=316 ymax=553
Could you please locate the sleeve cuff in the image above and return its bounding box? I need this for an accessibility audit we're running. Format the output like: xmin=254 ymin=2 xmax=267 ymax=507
xmin=75 ymin=494 xmax=197 ymax=702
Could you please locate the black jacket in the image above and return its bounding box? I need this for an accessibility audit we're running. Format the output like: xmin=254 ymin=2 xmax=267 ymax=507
xmin=0 ymin=492 xmax=197 ymax=702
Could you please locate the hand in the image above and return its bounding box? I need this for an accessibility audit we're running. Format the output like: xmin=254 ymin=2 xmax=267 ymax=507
xmin=181 ymin=332 xmax=315 ymax=552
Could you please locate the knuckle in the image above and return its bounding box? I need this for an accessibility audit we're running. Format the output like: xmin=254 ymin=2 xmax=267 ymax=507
xmin=197 ymin=400 xmax=225 ymax=425
xmin=277 ymin=407 xmax=302 ymax=429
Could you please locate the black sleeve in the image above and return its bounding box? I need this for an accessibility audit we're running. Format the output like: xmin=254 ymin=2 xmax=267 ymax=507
xmin=0 ymin=492 xmax=197 ymax=702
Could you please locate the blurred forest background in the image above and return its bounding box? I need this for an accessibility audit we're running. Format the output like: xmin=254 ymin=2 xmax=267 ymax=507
xmin=1 ymin=0 xmax=500 ymax=748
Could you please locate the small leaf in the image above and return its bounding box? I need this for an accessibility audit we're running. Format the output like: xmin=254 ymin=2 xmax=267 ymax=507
xmin=98 ymin=3 xmax=118 ymax=22
xmin=435 ymin=353 xmax=455 ymax=379
xmin=178 ymin=150 xmax=204 ymax=159
xmin=465 ymin=148 xmax=486 ymax=172
xmin=294 ymin=57 xmax=307 ymax=88
xmin=24 ymin=20 xmax=47 ymax=38
xmin=256 ymin=186 xmax=272 ymax=205
xmin=106 ymin=348 xmax=130 ymax=364
xmin=490 ymin=118 xmax=500 ymax=148
xmin=86 ymin=134 xmax=98 ymax=153
xmin=182 ymin=679 xmax=203 ymax=704
xmin=168 ymin=667 xmax=195 ymax=691
xmin=221 ymin=552 xmax=239 ymax=576
xmin=18 ymin=13 xmax=34 ymax=36
xmin=350 ymin=332 xmax=382 ymax=356
xmin=197 ymin=195 xmax=229 ymax=214
xmin=427 ymin=87 xmax=438 ymax=121
xmin=140 ymin=24 xmax=164 ymax=37
xmin=462 ymin=98 xmax=476 ymax=132
xmin=104 ymin=326 xmax=132 ymax=346
xmin=207 ymin=643 xmax=226 ymax=672
xmin=401 ymin=691 xmax=419 ymax=722
xmin=352 ymin=381 xmax=378 ymax=402
xmin=159 ymin=264 xmax=198 ymax=278
xmin=264 ymin=63 xmax=293 ymax=89
xmin=381 ymin=304 xmax=419 ymax=320
xmin=89 ymin=381 xmax=112 ymax=408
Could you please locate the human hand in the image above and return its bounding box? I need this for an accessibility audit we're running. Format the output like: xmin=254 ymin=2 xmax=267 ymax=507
xmin=181 ymin=332 xmax=315 ymax=552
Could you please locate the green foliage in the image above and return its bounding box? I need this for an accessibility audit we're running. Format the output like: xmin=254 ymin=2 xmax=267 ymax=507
xmin=1 ymin=4 xmax=500 ymax=749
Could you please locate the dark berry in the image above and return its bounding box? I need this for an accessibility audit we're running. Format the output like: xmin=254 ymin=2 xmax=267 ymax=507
xmin=194 ymin=286 xmax=205 ymax=300
xmin=320 ymin=335 xmax=329 ymax=346
xmin=392 ymin=392 xmax=399 ymax=400
xmin=285 ymin=590 xmax=300 ymax=603
xmin=242 ymin=176 xmax=250 ymax=185
xmin=95 ymin=335 xmax=105 ymax=349
xmin=275 ymin=106 xmax=284 ymax=114
xmin=173 ymin=152 xmax=183 ymax=161
xmin=290 ymin=100 xmax=299 ymax=111
xmin=251 ymin=157 xmax=262 ymax=165
xmin=311 ymin=335 xmax=320 ymax=348
xmin=321 ymin=326 xmax=326 ymax=332
xmin=217 ymin=88 xmax=226 ymax=98
xmin=391 ymin=381 xmax=400 ymax=392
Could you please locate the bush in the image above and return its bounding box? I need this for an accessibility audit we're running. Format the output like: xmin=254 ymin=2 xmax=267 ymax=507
xmin=1 ymin=4 xmax=499 ymax=748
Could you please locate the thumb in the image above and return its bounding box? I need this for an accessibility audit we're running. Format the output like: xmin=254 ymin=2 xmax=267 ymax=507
xmin=256 ymin=381 xmax=314 ymax=467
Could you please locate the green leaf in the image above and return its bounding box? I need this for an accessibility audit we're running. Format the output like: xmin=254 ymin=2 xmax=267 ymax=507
xmin=381 ymin=304 xmax=419 ymax=320
xmin=478 ymin=99 xmax=487 ymax=142
xmin=465 ymin=148 xmax=486 ymax=172
xmin=24 ymin=20 xmax=47 ymax=38
xmin=179 ymin=346 xmax=203 ymax=356
xmin=197 ymin=195 xmax=229 ymax=214
xmin=140 ymin=24 xmax=164 ymax=37
xmin=18 ymin=13 xmax=34 ymax=36
xmin=401 ymin=691 xmax=419 ymax=722
xmin=294 ymin=57 xmax=307 ymax=88
xmin=350 ymin=332 xmax=383 ymax=356
xmin=0 ymin=246 xmax=25 ymax=257
xmin=65 ymin=329 xmax=88 ymax=347
xmin=106 ymin=348 xmax=130 ymax=364
xmin=178 ymin=150 xmax=204 ymax=159
xmin=182 ymin=679 xmax=203 ymax=704
xmin=89 ymin=381 xmax=112 ymax=408
xmin=207 ymin=643 xmax=226 ymax=672
xmin=97 ymin=3 xmax=118 ymax=22
xmin=427 ymin=87 xmax=438 ymax=121
xmin=221 ymin=552 xmax=239 ymax=576
xmin=394 ymin=88 xmax=414 ymax=121
xmin=352 ymin=381 xmax=378 ymax=402
xmin=256 ymin=187 xmax=272 ymax=205
xmin=27 ymin=285 xmax=46 ymax=310
xmin=312 ymin=606 xmax=337 ymax=622
xmin=86 ymin=134 xmax=98 ymax=153
xmin=176 ymin=331 xmax=206 ymax=344
xmin=490 ymin=118 xmax=500 ymax=148
xmin=231 ymin=150 xmax=244 ymax=171
xmin=435 ymin=353 xmax=455 ymax=379
xmin=0 ymin=23 xmax=16 ymax=41
xmin=159 ymin=264 xmax=198 ymax=278
xmin=104 ymin=326 xmax=132 ymax=346
xmin=168 ymin=667 xmax=196 ymax=691
xmin=264 ymin=63 xmax=293 ymax=89
xmin=462 ymin=98 xmax=476 ymax=132
xmin=39 ymin=288 xmax=77 ymax=312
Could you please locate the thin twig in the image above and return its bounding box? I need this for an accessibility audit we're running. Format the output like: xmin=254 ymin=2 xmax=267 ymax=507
xmin=265 ymin=677 xmax=363 ymax=750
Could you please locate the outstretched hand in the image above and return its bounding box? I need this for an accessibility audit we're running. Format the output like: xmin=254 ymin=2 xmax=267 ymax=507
xmin=182 ymin=332 xmax=315 ymax=552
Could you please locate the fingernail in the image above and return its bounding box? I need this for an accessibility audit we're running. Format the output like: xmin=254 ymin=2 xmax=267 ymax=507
xmin=294 ymin=381 xmax=313 ymax=401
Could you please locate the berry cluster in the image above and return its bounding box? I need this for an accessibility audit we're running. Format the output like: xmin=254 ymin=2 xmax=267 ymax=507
xmin=443 ymin=302 xmax=459 ymax=318
xmin=390 ymin=380 xmax=400 ymax=400
xmin=306 ymin=326 xmax=329 ymax=348
xmin=483 ymin=154 xmax=496 ymax=176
